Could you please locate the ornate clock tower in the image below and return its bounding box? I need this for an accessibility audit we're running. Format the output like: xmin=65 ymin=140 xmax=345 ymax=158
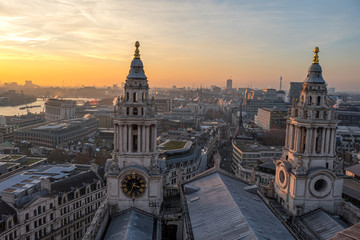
xmin=274 ymin=47 xmax=343 ymax=216
xmin=106 ymin=41 xmax=163 ymax=216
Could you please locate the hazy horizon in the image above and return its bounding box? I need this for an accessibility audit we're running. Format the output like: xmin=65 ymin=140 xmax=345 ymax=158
xmin=1 ymin=0 xmax=359 ymax=91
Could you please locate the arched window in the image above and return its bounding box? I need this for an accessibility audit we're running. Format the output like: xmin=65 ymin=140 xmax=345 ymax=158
xmin=34 ymin=209 xmax=37 ymax=216
xmin=315 ymin=111 xmax=319 ymax=118
xmin=126 ymin=107 xmax=129 ymax=115
xmin=126 ymin=92 xmax=129 ymax=101
xmin=133 ymin=92 xmax=138 ymax=102
xmin=141 ymin=108 xmax=144 ymax=115
xmin=317 ymin=96 xmax=321 ymax=106
xmin=142 ymin=92 xmax=146 ymax=101
xmin=38 ymin=206 xmax=41 ymax=214
xmin=25 ymin=213 xmax=29 ymax=220
xmin=304 ymin=110 xmax=308 ymax=119
xmin=133 ymin=107 xmax=138 ymax=115
xmin=308 ymin=96 xmax=312 ymax=105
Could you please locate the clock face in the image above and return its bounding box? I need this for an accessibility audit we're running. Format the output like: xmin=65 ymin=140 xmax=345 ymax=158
xmin=121 ymin=173 xmax=146 ymax=198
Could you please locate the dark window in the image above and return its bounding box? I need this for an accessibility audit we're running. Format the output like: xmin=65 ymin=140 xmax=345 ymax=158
xmin=314 ymin=179 xmax=327 ymax=192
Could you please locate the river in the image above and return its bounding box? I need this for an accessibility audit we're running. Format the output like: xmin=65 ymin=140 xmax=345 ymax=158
xmin=0 ymin=98 xmax=93 ymax=116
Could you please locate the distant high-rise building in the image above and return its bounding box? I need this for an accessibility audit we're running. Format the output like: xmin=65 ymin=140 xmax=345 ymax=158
xmin=45 ymin=98 xmax=76 ymax=121
xmin=328 ymin=87 xmax=336 ymax=94
xmin=226 ymin=78 xmax=233 ymax=89
xmin=24 ymin=80 xmax=32 ymax=86
xmin=288 ymin=82 xmax=303 ymax=103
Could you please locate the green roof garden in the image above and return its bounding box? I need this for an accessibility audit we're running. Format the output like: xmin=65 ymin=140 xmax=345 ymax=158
xmin=162 ymin=141 xmax=187 ymax=150
xmin=21 ymin=158 xmax=42 ymax=166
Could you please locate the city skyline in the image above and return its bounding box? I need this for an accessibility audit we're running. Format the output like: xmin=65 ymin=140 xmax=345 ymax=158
xmin=0 ymin=0 xmax=359 ymax=91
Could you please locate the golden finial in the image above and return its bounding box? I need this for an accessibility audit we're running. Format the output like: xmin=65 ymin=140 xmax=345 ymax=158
xmin=134 ymin=41 xmax=140 ymax=59
xmin=312 ymin=46 xmax=319 ymax=63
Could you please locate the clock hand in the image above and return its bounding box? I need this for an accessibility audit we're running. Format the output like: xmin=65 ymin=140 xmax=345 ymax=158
xmin=130 ymin=183 xmax=135 ymax=192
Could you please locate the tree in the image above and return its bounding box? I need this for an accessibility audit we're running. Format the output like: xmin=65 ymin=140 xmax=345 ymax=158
xmin=47 ymin=149 xmax=70 ymax=163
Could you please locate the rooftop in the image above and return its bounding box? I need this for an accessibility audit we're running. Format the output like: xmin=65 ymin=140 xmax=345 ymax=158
xmin=233 ymin=139 xmax=282 ymax=153
xmin=298 ymin=209 xmax=347 ymax=239
xmin=0 ymin=164 xmax=78 ymax=197
xmin=162 ymin=140 xmax=187 ymax=150
xmin=183 ymin=171 xmax=294 ymax=240
xmin=103 ymin=209 xmax=158 ymax=240
xmin=345 ymin=164 xmax=360 ymax=176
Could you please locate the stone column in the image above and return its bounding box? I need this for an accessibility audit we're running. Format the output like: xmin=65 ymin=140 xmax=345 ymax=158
xmin=305 ymin=127 xmax=311 ymax=154
xmin=321 ymin=128 xmax=326 ymax=154
xmin=137 ymin=125 xmax=141 ymax=153
xmin=296 ymin=126 xmax=301 ymax=152
xmin=146 ymin=125 xmax=150 ymax=153
xmin=128 ymin=124 xmax=132 ymax=152
xmin=123 ymin=125 xmax=127 ymax=153
xmin=312 ymin=128 xmax=318 ymax=154
xmin=285 ymin=123 xmax=290 ymax=149
xmin=114 ymin=124 xmax=118 ymax=152
xmin=329 ymin=128 xmax=335 ymax=156
xmin=301 ymin=127 xmax=306 ymax=153
xmin=142 ymin=125 xmax=146 ymax=152
xmin=119 ymin=124 xmax=123 ymax=153
xmin=153 ymin=125 xmax=157 ymax=152
xmin=289 ymin=124 xmax=294 ymax=150
xmin=150 ymin=125 xmax=153 ymax=152
xmin=325 ymin=128 xmax=330 ymax=155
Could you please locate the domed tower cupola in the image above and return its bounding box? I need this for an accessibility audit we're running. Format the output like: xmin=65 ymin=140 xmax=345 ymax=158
xmin=293 ymin=47 xmax=331 ymax=119
xmin=114 ymin=41 xmax=155 ymax=118
xmin=304 ymin=47 xmax=325 ymax=84
xmin=126 ymin=41 xmax=147 ymax=80
xmin=275 ymin=47 xmax=343 ymax=216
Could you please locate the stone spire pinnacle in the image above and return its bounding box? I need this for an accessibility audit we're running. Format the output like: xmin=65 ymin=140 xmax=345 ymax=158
xmin=312 ymin=46 xmax=319 ymax=64
xmin=134 ymin=41 xmax=140 ymax=59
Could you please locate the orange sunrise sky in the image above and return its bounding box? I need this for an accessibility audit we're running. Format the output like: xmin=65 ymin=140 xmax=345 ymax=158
xmin=0 ymin=0 xmax=360 ymax=91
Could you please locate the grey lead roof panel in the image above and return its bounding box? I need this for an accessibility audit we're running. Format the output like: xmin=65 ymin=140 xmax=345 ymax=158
xmin=300 ymin=210 xmax=347 ymax=240
xmin=184 ymin=172 xmax=295 ymax=240
xmin=103 ymin=209 xmax=155 ymax=240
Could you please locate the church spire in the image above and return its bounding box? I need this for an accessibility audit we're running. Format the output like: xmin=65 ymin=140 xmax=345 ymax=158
xmin=134 ymin=41 xmax=140 ymax=59
xmin=312 ymin=46 xmax=319 ymax=64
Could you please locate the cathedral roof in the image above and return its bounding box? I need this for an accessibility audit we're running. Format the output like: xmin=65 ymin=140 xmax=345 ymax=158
xmin=298 ymin=209 xmax=348 ymax=239
xmin=182 ymin=170 xmax=294 ymax=240
xmin=304 ymin=47 xmax=326 ymax=84
xmin=103 ymin=209 xmax=159 ymax=240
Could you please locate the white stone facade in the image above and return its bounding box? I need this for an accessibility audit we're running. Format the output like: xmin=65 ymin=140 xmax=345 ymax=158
xmin=274 ymin=48 xmax=343 ymax=216
xmin=106 ymin=41 xmax=163 ymax=216
xmin=45 ymin=99 xmax=76 ymax=121
xmin=0 ymin=167 xmax=106 ymax=240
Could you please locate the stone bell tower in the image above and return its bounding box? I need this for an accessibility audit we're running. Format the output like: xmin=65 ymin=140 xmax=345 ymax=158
xmin=274 ymin=47 xmax=343 ymax=216
xmin=106 ymin=41 xmax=163 ymax=216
